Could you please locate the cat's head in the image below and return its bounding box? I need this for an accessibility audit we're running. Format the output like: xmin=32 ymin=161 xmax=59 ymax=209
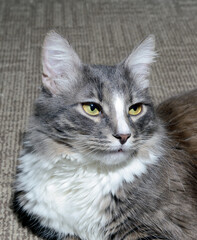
xmin=35 ymin=31 xmax=159 ymax=166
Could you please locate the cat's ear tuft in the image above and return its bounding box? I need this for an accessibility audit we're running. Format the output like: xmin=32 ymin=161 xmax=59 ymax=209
xmin=42 ymin=31 xmax=82 ymax=95
xmin=124 ymin=35 xmax=157 ymax=88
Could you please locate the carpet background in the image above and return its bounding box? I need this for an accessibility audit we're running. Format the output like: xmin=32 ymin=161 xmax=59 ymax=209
xmin=0 ymin=0 xmax=197 ymax=239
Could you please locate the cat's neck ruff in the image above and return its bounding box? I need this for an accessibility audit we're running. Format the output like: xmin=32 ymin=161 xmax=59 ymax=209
xmin=59 ymin=149 xmax=159 ymax=195
xmin=17 ymin=133 xmax=163 ymax=240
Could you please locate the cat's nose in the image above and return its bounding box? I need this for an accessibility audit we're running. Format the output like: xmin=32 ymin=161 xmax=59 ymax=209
xmin=113 ymin=134 xmax=131 ymax=145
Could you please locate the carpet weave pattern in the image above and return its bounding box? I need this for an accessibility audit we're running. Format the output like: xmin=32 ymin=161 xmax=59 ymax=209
xmin=0 ymin=0 xmax=197 ymax=239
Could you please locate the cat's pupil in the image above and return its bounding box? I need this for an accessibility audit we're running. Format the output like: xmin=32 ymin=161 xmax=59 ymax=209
xmin=90 ymin=104 xmax=96 ymax=111
xmin=132 ymin=105 xmax=138 ymax=111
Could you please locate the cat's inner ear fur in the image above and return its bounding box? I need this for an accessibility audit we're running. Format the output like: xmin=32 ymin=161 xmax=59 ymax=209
xmin=124 ymin=35 xmax=156 ymax=89
xmin=42 ymin=31 xmax=82 ymax=95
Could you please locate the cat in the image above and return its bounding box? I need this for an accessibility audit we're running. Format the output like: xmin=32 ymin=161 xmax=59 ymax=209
xmin=12 ymin=31 xmax=197 ymax=240
xmin=157 ymin=89 xmax=197 ymax=159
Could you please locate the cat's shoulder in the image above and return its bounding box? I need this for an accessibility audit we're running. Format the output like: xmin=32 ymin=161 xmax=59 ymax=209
xmin=156 ymin=89 xmax=197 ymax=159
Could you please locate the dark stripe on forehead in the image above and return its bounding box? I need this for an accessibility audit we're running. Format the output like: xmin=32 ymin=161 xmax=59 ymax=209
xmin=82 ymin=65 xmax=105 ymax=101
xmin=97 ymin=81 xmax=104 ymax=102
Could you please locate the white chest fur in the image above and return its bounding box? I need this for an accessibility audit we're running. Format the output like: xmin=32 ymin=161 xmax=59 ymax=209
xmin=17 ymin=149 xmax=159 ymax=240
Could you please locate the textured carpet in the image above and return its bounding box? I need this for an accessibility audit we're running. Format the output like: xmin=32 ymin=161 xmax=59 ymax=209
xmin=0 ymin=0 xmax=197 ymax=239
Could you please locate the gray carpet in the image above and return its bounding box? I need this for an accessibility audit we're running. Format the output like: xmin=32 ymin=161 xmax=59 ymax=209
xmin=0 ymin=0 xmax=197 ymax=239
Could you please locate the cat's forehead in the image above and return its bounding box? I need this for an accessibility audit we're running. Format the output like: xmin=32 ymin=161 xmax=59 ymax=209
xmin=85 ymin=64 xmax=126 ymax=85
xmin=82 ymin=64 xmax=131 ymax=101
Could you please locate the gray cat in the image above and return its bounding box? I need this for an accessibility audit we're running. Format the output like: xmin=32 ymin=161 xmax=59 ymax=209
xmin=13 ymin=31 xmax=197 ymax=240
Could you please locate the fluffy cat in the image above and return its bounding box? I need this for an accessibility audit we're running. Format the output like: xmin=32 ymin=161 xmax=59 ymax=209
xmin=13 ymin=31 xmax=197 ymax=240
xmin=157 ymin=89 xmax=197 ymax=159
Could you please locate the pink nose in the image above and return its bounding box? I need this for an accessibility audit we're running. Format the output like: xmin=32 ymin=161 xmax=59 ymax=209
xmin=113 ymin=134 xmax=131 ymax=145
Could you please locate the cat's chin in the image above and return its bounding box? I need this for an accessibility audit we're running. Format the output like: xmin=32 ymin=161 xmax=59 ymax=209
xmin=91 ymin=150 xmax=133 ymax=166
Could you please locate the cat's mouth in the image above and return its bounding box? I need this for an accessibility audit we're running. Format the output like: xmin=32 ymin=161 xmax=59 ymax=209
xmin=86 ymin=146 xmax=134 ymax=165
xmin=94 ymin=147 xmax=132 ymax=165
xmin=108 ymin=148 xmax=126 ymax=154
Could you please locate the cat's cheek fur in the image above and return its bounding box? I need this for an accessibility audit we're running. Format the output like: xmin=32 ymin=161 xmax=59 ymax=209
xmin=14 ymin=131 xmax=162 ymax=240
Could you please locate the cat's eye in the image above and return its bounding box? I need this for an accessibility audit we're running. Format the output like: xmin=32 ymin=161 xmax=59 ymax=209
xmin=129 ymin=103 xmax=143 ymax=116
xmin=82 ymin=103 xmax=101 ymax=116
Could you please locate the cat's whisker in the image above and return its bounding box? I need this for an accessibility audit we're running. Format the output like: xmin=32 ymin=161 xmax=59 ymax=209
xmin=182 ymin=136 xmax=197 ymax=141
xmin=13 ymin=31 xmax=197 ymax=240
xmin=163 ymin=107 xmax=193 ymax=124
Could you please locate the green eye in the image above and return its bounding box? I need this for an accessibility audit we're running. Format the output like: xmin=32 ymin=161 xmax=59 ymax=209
xmin=82 ymin=103 xmax=101 ymax=116
xmin=129 ymin=104 xmax=142 ymax=116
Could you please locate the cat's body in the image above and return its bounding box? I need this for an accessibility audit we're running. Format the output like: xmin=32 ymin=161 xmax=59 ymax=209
xmin=157 ymin=89 xmax=197 ymax=159
xmin=13 ymin=32 xmax=197 ymax=240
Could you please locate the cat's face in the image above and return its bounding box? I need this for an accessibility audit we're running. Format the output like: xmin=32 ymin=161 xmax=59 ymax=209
xmin=35 ymin=32 xmax=158 ymax=165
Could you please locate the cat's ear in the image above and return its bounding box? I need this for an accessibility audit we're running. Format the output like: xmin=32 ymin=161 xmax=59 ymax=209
xmin=124 ymin=35 xmax=156 ymax=89
xmin=42 ymin=31 xmax=82 ymax=95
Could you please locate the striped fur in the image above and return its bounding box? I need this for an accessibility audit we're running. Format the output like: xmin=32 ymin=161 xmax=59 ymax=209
xmin=12 ymin=32 xmax=197 ymax=240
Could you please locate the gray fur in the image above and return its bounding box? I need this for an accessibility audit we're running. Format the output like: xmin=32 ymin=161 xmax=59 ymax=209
xmin=26 ymin=62 xmax=157 ymax=165
xmin=13 ymin=32 xmax=197 ymax=240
